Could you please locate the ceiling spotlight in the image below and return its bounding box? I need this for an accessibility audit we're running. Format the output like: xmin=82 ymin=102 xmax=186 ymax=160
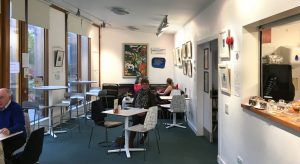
xmin=156 ymin=15 xmax=169 ymax=37
xmin=110 ymin=7 xmax=130 ymax=15
xmin=101 ymin=22 xmax=106 ymax=28
xmin=76 ymin=8 xmax=80 ymax=16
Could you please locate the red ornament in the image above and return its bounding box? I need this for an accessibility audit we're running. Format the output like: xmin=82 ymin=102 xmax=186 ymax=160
xmin=226 ymin=36 xmax=234 ymax=45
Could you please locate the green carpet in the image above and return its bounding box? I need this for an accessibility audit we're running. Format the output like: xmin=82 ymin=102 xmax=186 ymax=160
xmin=39 ymin=117 xmax=218 ymax=164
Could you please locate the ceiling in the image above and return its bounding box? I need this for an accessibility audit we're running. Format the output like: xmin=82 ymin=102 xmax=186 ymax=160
xmin=47 ymin=0 xmax=214 ymax=35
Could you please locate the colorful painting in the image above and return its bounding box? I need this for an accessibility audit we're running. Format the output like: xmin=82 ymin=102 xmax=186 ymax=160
xmin=124 ymin=43 xmax=148 ymax=78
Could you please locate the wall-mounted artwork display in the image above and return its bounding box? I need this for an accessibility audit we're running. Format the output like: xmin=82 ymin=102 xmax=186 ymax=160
xmin=186 ymin=41 xmax=192 ymax=59
xmin=219 ymin=30 xmax=230 ymax=59
xmin=204 ymin=48 xmax=209 ymax=70
xmin=55 ymin=50 xmax=64 ymax=67
xmin=219 ymin=65 xmax=231 ymax=95
xmin=182 ymin=43 xmax=187 ymax=59
xmin=176 ymin=47 xmax=182 ymax=68
xmin=183 ymin=61 xmax=187 ymax=75
xmin=173 ymin=49 xmax=177 ymax=66
xmin=123 ymin=43 xmax=147 ymax=78
xmin=151 ymin=47 xmax=166 ymax=55
xmin=187 ymin=60 xmax=192 ymax=77
xmin=204 ymin=71 xmax=209 ymax=93
xmin=151 ymin=57 xmax=166 ymax=69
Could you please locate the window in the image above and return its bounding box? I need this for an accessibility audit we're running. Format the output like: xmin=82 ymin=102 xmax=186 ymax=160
xmin=81 ymin=36 xmax=89 ymax=80
xmin=68 ymin=32 xmax=78 ymax=92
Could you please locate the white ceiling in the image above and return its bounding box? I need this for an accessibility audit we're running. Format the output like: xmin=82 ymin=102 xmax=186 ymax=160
xmin=47 ymin=0 xmax=214 ymax=34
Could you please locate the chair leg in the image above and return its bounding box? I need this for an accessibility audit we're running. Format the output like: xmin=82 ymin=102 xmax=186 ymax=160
xmin=154 ymin=130 xmax=160 ymax=154
xmin=88 ymin=126 xmax=94 ymax=148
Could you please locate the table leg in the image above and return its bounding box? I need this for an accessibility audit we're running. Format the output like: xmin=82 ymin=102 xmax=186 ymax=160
xmin=0 ymin=142 xmax=4 ymax=164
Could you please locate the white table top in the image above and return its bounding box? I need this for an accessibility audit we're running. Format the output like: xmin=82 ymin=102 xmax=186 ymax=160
xmin=160 ymin=96 xmax=190 ymax=100
xmin=102 ymin=108 xmax=148 ymax=117
xmin=0 ymin=131 xmax=23 ymax=141
xmin=69 ymin=80 xmax=97 ymax=84
xmin=33 ymin=85 xmax=67 ymax=90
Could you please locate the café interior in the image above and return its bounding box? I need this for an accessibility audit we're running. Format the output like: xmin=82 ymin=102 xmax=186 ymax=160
xmin=1 ymin=0 xmax=300 ymax=163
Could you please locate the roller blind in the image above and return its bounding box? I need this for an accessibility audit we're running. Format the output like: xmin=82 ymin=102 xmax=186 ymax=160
xmin=28 ymin=0 xmax=50 ymax=29
xmin=11 ymin=0 xmax=26 ymax=21
xmin=68 ymin=14 xmax=82 ymax=35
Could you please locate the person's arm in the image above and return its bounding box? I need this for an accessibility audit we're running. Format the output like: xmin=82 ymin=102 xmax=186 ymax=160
xmin=158 ymin=85 xmax=172 ymax=96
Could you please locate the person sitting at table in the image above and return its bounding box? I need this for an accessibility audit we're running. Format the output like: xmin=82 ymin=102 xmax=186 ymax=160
xmin=129 ymin=78 xmax=157 ymax=148
xmin=0 ymin=88 xmax=26 ymax=161
xmin=133 ymin=76 xmax=143 ymax=93
xmin=157 ymin=78 xmax=176 ymax=96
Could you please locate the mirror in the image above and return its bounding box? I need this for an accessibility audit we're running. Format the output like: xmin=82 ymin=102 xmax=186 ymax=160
xmin=261 ymin=16 xmax=300 ymax=101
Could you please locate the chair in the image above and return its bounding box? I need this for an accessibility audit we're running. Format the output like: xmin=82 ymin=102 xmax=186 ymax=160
xmin=126 ymin=106 xmax=160 ymax=161
xmin=158 ymin=89 xmax=181 ymax=119
xmin=11 ymin=127 xmax=45 ymax=164
xmin=88 ymin=99 xmax=123 ymax=148
xmin=102 ymin=83 xmax=119 ymax=108
xmin=86 ymin=87 xmax=102 ymax=110
xmin=22 ymin=101 xmax=49 ymax=130
xmin=164 ymin=95 xmax=187 ymax=129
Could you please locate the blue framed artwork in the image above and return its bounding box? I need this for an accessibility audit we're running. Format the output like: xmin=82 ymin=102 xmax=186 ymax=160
xmin=151 ymin=57 xmax=166 ymax=69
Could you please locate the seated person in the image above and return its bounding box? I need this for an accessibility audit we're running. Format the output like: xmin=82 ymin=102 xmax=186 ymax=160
xmin=129 ymin=78 xmax=157 ymax=148
xmin=157 ymin=78 xmax=176 ymax=96
xmin=134 ymin=76 xmax=142 ymax=93
xmin=0 ymin=88 xmax=26 ymax=161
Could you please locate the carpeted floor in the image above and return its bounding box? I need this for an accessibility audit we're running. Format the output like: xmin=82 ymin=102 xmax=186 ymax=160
xmin=39 ymin=116 xmax=218 ymax=164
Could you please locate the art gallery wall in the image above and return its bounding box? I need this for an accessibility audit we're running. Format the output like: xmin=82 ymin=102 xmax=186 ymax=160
xmin=101 ymin=28 xmax=175 ymax=85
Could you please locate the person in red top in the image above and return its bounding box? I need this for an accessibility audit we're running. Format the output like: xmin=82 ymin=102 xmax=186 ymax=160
xmin=134 ymin=76 xmax=142 ymax=93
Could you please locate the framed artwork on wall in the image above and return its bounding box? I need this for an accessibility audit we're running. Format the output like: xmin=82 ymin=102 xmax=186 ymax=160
xmin=186 ymin=41 xmax=192 ymax=59
xmin=183 ymin=61 xmax=187 ymax=75
xmin=187 ymin=60 xmax=192 ymax=77
xmin=123 ymin=43 xmax=148 ymax=78
xmin=219 ymin=30 xmax=230 ymax=59
xmin=176 ymin=47 xmax=182 ymax=68
xmin=151 ymin=57 xmax=166 ymax=69
xmin=55 ymin=50 xmax=64 ymax=67
xmin=204 ymin=71 xmax=209 ymax=93
xmin=182 ymin=43 xmax=187 ymax=59
xmin=204 ymin=48 xmax=209 ymax=70
xmin=173 ymin=48 xmax=177 ymax=66
xmin=219 ymin=65 xmax=231 ymax=95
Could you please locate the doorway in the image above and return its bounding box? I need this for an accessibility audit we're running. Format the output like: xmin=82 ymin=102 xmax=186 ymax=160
xmin=197 ymin=39 xmax=218 ymax=143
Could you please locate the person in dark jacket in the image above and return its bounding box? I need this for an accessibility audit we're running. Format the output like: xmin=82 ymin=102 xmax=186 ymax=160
xmin=0 ymin=88 xmax=26 ymax=161
xmin=129 ymin=78 xmax=157 ymax=148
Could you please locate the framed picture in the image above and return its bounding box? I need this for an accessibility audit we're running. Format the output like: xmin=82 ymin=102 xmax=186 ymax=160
xmin=186 ymin=41 xmax=192 ymax=59
xmin=176 ymin=47 xmax=182 ymax=68
xmin=173 ymin=48 xmax=177 ymax=66
xmin=182 ymin=43 xmax=187 ymax=59
xmin=187 ymin=60 xmax=192 ymax=77
xmin=204 ymin=71 xmax=209 ymax=93
xmin=123 ymin=43 xmax=148 ymax=78
xmin=204 ymin=48 xmax=209 ymax=70
xmin=219 ymin=30 xmax=230 ymax=59
xmin=55 ymin=50 xmax=64 ymax=67
xmin=219 ymin=65 xmax=231 ymax=94
xmin=151 ymin=57 xmax=166 ymax=69
xmin=183 ymin=61 xmax=187 ymax=75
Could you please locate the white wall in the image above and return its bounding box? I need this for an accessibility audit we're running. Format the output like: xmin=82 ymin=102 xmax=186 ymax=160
xmin=89 ymin=25 xmax=100 ymax=87
xmin=101 ymin=28 xmax=174 ymax=85
xmin=48 ymin=8 xmax=66 ymax=104
xmin=175 ymin=0 xmax=300 ymax=164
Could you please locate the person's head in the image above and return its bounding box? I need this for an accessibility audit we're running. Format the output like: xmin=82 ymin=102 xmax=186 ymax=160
xmin=141 ymin=78 xmax=150 ymax=90
xmin=166 ymin=78 xmax=173 ymax=85
xmin=0 ymin=88 xmax=12 ymax=109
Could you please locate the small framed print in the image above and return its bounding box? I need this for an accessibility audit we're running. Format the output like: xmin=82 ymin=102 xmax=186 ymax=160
xmin=183 ymin=61 xmax=187 ymax=75
xmin=219 ymin=65 xmax=231 ymax=95
xmin=186 ymin=41 xmax=192 ymax=59
xmin=204 ymin=71 xmax=209 ymax=93
xmin=55 ymin=50 xmax=64 ymax=67
xmin=204 ymin=48 xmax=209 ymax=70
xmin=182 ymin=43 xmax=187 ymax=59
xmin=187 ymin=60 xmax=192 ymax=77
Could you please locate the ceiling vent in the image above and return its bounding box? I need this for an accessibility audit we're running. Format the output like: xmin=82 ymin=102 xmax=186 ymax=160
xmin=110 ymin=7 xmax=130 ymax=15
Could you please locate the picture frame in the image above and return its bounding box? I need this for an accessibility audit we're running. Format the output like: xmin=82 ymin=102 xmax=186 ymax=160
xmin=55 ymin=50 xmax=64 ymax=67
xmin=219 ymin=30 xmax=230 ymax=59
xmin=204 ymin=48 xmax=209 ymax=70
xmin=219 ymin=65 xmax=231 ymax=94
xmin=176 ymin=47 xmax=182 ymax=68
xmin=187 ymin=60 xmax=192 ymax=77
xmin=182 ymin=43 xmax=187 ymax=59
xmin=204 ymin=71 xmax=209 ymax=93
xmin=183 ymin=61 xmax=187 ymax=75
xmin=123 ymin=43 xmax=148 ymax=78
xmin=173 ymin=48 xmax=177 ymax=66
xmin=186 ymin=41 xmax=192 ymax=59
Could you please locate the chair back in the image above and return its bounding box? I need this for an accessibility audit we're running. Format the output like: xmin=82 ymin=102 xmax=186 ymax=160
xmin=170 ymin=95 xmax=186 ymax=113
xmin=98 ymin=89 xmax=107 ymax=97
xmin=143 ymin=106 xmax=158 ymax=130
xmin=91 ymin=99 xmax=106 ymax=123
xmin=22 ymin=101 xmax=39 ymax=110
xmin=18 ymin=127 xmax=45 ymax=164
xmin=170 ymin=89 xmax=181 ymax=96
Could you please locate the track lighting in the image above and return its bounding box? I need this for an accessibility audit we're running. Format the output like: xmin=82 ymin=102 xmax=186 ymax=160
xmin=156 ymin=15 xmax=169 ymax=37
xmin=76 ymin=8 xmax=80 ymax=16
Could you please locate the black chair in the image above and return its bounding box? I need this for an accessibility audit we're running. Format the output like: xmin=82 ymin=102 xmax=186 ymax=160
xmin=11 ymin=127 xmax=45 ymax=164
xmin=88 ymin=100 xmax=123 ymax=148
